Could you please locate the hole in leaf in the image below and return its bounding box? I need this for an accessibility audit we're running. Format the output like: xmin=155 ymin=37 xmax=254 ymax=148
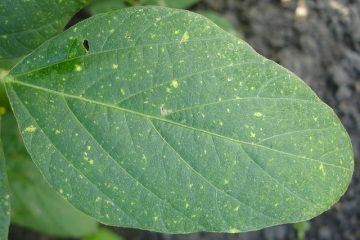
xmin=82 ymin=39 xmax=89 ymax=52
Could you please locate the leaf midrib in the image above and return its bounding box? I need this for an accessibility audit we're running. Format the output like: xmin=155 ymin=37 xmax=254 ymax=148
xmin=5 ymin=78 xmax=350 ymax=172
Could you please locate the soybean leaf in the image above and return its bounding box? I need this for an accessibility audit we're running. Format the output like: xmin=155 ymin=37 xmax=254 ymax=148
xmin=0 ymin=58 xmax=21 ymax=71
xmin=0 ymin=0 xmax=90 ymax=59
xmin=5 ymin=7 xmax=353 ymax=233
xmin=2 ymin=113 xmax=98 ymax=237
xmin=0 ymin=117 xmax=10 ymax=240
xmin=88 ymin=0 xmax=201 ymax=14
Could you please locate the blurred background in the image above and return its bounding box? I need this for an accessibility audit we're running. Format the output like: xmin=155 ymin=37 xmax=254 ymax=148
xmin=7 ymin=0 xmax=360 ymax=239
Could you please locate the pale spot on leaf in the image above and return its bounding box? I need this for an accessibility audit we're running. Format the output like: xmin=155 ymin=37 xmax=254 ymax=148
xmin=170 ymin=79 xmax=179 ymax=88
xmin=160 ymin=104 xmax=172 ymax=116
xmin=24 ymin=125 xmax=36 ymax=133
xmin=74 ymin=64 xmax=82 ymax=72
xmin=0 ymin=106 xmax=6 ymax=115
xmin=180 ymin=31 xmax=190 ymax=43
xmin=319 ymin=163 xmax=326 ymax=176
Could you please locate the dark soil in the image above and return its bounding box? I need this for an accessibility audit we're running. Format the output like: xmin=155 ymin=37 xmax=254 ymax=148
xmin=9 ymin=0 xmax=360 ymax=239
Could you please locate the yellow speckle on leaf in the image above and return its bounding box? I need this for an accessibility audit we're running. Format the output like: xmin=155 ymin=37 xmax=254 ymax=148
xmin=55 ymin=129 xmax=61 ymax=134
xmin=166 ymin=87 xmax=172 ymax=93
xmin=234 ymin=206 xmax=240 ymax=212
xmin=185 ymin=203 xmax=190 ymax=208
xmin=250 ymin=132 xmax=256 ymax=138
xmin=0 ymin=106 xmax=6 ymax=115
xmin=254 ymin=112 xmax=263 ymax=117
xmin=112 ymin=64 xmax=118 ymax=69
xmin=109 ymin=28 xmax=115 ymax=33
xmin=180 ymin=31 xmax=190 ymax=43
xmin=24 ymin=125 xmax=36 ymax=133
xmin=170 ymin=79 xmax=179 ymax=88
xmin=84 ymin=156 xmax=94 ymax=165
xmin=224 ymin=179 xmax=229 ymax=185
xmin=154 ymin=216 xmax=159 ymax=221
xmin=74 ymin=64 xmax=82 ymax=72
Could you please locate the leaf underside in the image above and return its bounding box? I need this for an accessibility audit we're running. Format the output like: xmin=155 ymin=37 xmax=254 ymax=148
xmin=1 ymin=114 xmax=98 ymax=237
xmin=0 ymin=117 xmax=10 ymax=239
xmin=0 ymin=0 xmax=89 ymax=59
xmin=5 ymin=7 xmax=353 ymax=233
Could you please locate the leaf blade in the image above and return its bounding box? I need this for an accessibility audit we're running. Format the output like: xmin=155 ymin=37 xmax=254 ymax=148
xmin=5 ymin=7 xmax=354 ymax=233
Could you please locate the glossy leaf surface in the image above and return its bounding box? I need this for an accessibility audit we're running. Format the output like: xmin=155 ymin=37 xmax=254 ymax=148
xmin=2 ymin=114 xmax=98 ymax=237
xmin=5 ymin=7 xmax=353 ymax=233
xmin=0 ymin=0 xmax=89 ymax=59
xmin=88 ymin=0 xmax=201 ymax=14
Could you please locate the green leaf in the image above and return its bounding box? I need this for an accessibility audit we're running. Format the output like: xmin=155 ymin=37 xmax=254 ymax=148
xmin=144 ymin=0 xmax=201 ymax=9
xmin=0 ymin=0 xmax=89 ymax=59
xmin=0 ymin=58 xmax=21 ymax=71
xmin=5 ymin=7 xmax=353 ymax=233
xmin=1 ymin=113 xmax=98 ymax=237
xmin=83 ymin=228 xmax=123 ymax=240
xmin=0 ymin=117 xmax=10 ymax=240
xmin=88 ymin=0 xmax=201 ymax=14
xmin=198 ymin=11 xmax=242 ymax=38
